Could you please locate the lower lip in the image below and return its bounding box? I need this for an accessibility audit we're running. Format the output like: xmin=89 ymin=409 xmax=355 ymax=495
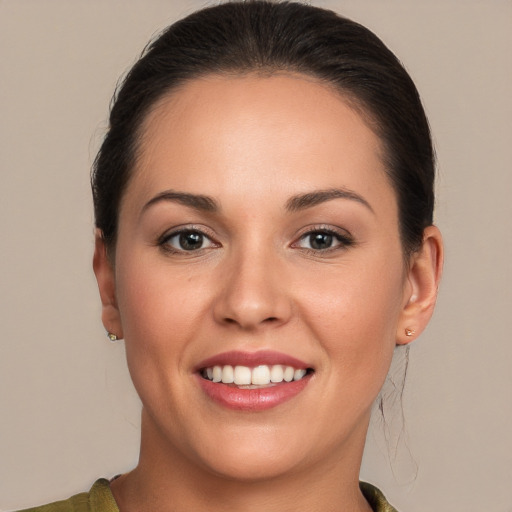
xmin=197 ymin=374 xmax=311 ymax=411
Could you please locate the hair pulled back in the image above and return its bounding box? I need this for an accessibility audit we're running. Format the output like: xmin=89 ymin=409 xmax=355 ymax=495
xmin=92 ymin=0 xmax=435 ymax=257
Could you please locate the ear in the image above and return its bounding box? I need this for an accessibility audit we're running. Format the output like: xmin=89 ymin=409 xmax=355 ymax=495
xmin=93 ymin=230 xmax=123 ymax=340
xmin=396 ymin=225 xmax=443 ymax=345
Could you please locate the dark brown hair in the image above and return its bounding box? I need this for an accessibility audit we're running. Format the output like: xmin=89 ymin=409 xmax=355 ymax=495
xmin=92 ymin=1 xmax=434 ymax=256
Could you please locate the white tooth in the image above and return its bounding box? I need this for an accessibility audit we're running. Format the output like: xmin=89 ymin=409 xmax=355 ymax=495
xmin=221 ymin=365 xmax=234 ymax=383
xmin=283 ymin=366 xmax=295 ymax=382
xmin=270 ymin=365 xmax=284 ymax=383
xmin=294 ymin=369 xmax=307 ymax=381
xmin=252 ymin=365 xmax=271 ymax=385
xmin=212 ymin=365 xmax=222 ymax=383
xmin=206 ymin=367 xmax=213 ymax=380
xmin=234 ymin=365 xmax=252 ymax=385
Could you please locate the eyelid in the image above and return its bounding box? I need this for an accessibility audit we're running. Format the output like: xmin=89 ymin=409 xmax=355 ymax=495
xmin=157 ymin=224 xmax=220 ymax=253
xmin=291 ymin=224 xmax=355 ymax=252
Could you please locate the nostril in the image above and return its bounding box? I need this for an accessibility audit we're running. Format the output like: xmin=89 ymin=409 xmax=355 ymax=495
xmin=222 ymin=316 xmax=279 ymax=326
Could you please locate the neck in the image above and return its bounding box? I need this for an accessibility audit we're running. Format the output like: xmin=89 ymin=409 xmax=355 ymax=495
xmin=111 ymin=409 xmax=373 ymax=512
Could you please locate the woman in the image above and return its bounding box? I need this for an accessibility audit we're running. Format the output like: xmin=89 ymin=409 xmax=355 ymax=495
xmin=19 ymin=1 xmax=442 ymax=511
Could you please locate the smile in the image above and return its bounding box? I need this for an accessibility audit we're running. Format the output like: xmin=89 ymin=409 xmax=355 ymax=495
xmin=201 ymin=364 xmax=309 ymax=388
xmin=196 ymin=351 xmax=314 ymax=410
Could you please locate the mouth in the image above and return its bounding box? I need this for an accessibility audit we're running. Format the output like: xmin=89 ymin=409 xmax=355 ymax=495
xmin=195 ymin=351 xmax=314 ymax=410
xmin=200 ymin=364 xmax=312 ymax=389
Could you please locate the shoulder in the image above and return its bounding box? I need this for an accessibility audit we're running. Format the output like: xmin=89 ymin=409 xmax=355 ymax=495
xmin=15 ymin=479 xmax=119 ymax=512
xmin=360 ymin=481 xmax=399 ymax=512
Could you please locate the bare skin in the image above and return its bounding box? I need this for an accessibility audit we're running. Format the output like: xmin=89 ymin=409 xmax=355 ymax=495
xmin=94 ymin=73 xmax=443 ymax=511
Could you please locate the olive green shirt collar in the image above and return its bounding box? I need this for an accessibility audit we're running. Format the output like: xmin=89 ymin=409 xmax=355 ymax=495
xmin=19 ymin=478 xmax=398 ymax=512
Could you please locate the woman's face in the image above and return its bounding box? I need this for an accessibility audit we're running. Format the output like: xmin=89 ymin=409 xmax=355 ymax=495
xmin=100 ymin=73 xmax=417 ymax=480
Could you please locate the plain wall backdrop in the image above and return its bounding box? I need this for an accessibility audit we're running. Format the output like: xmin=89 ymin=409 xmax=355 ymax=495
xmin=1 ymin=1 xmax=511 ymax=510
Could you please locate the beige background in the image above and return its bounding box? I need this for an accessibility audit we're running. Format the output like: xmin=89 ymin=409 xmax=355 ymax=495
xmin=1 ymin=1 xmax=511 ymax=510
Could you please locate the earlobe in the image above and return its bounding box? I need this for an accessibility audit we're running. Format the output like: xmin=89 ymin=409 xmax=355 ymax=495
xmin=397 ymin=225 xmax=443 ymax=345
xmin=93 ymin=230 xmax=123 ymax=340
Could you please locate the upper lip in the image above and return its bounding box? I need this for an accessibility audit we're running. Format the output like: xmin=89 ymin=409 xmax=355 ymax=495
xmin=194 ymin=350 xmax=311 ymax=372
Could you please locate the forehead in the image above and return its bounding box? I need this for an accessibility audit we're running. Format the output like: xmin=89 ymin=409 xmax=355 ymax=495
xmin=124 ymin=72 xmax=396 ymax=217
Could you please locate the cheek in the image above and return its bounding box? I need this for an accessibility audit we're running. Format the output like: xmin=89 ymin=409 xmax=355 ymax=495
xmin=297 ymin=254 xmax=404 ymax=394
xmin=113 ymin=255 xmax=206 ymax=393
xmin=117 ymin=253 xmax=205 ymax=337
xmin=113 ymin=260 xmax=219 ymax=449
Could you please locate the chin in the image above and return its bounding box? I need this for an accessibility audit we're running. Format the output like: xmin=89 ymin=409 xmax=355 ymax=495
xmin=188 ymin=424 xmax=312 ymax=482
xmin=203 ymin=448 xmax=304 ymax=483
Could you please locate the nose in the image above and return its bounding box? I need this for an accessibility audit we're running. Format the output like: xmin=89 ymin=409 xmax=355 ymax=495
xmin=212 ymin=247 xmax=293 ymax=330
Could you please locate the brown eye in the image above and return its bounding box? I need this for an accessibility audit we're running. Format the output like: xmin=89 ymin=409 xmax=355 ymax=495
xmin=179 ymin=231 xmax=204 ymax=250
xmin=295 ymin=229 xmax=354 ymax=252
xmin=164 ymin=230 xmax=215 ymax=252
xmin=308 ymin=232 xmax=334 ymax=250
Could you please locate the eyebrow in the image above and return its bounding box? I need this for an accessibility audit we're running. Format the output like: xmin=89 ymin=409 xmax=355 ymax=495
xmin=142 ymin=190 xmax=219 ymax=214
xmin=285 ymin=188 xmax=374 ymax=214
xmin=141 ymin=186 xmax=373 ymax=217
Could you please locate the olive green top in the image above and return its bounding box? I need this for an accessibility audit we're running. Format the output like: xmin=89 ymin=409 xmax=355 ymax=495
xmin=17 ymin=480 xmax=118 ymax=512
xmin=18 ymin=479 xmax=398 ymax=512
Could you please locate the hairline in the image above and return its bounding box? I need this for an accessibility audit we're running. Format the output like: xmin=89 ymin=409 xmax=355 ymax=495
xmin=108 ymin=68 xmax=411 ymax=263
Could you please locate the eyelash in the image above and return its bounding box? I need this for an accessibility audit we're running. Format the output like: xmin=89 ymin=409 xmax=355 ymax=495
xmin=292 ymin=225 xmax=355 ymax=254
xmin=157 ymin=225 xmax=219 ymax=255
xmin=157 ymin=225 xmax=354 ymax=255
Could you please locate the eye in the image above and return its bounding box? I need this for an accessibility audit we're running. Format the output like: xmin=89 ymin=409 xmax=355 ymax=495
xmin=160 ymin=229 xmax=216 ymax=253
xmin=295 ymin=228 xmax=354 ymax=252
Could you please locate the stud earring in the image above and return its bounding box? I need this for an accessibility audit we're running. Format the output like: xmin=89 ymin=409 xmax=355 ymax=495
xmin=107 ymin=331 xmax=118 ymax=342
xmin=405 ymin=328 xmax=415 ymax=337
